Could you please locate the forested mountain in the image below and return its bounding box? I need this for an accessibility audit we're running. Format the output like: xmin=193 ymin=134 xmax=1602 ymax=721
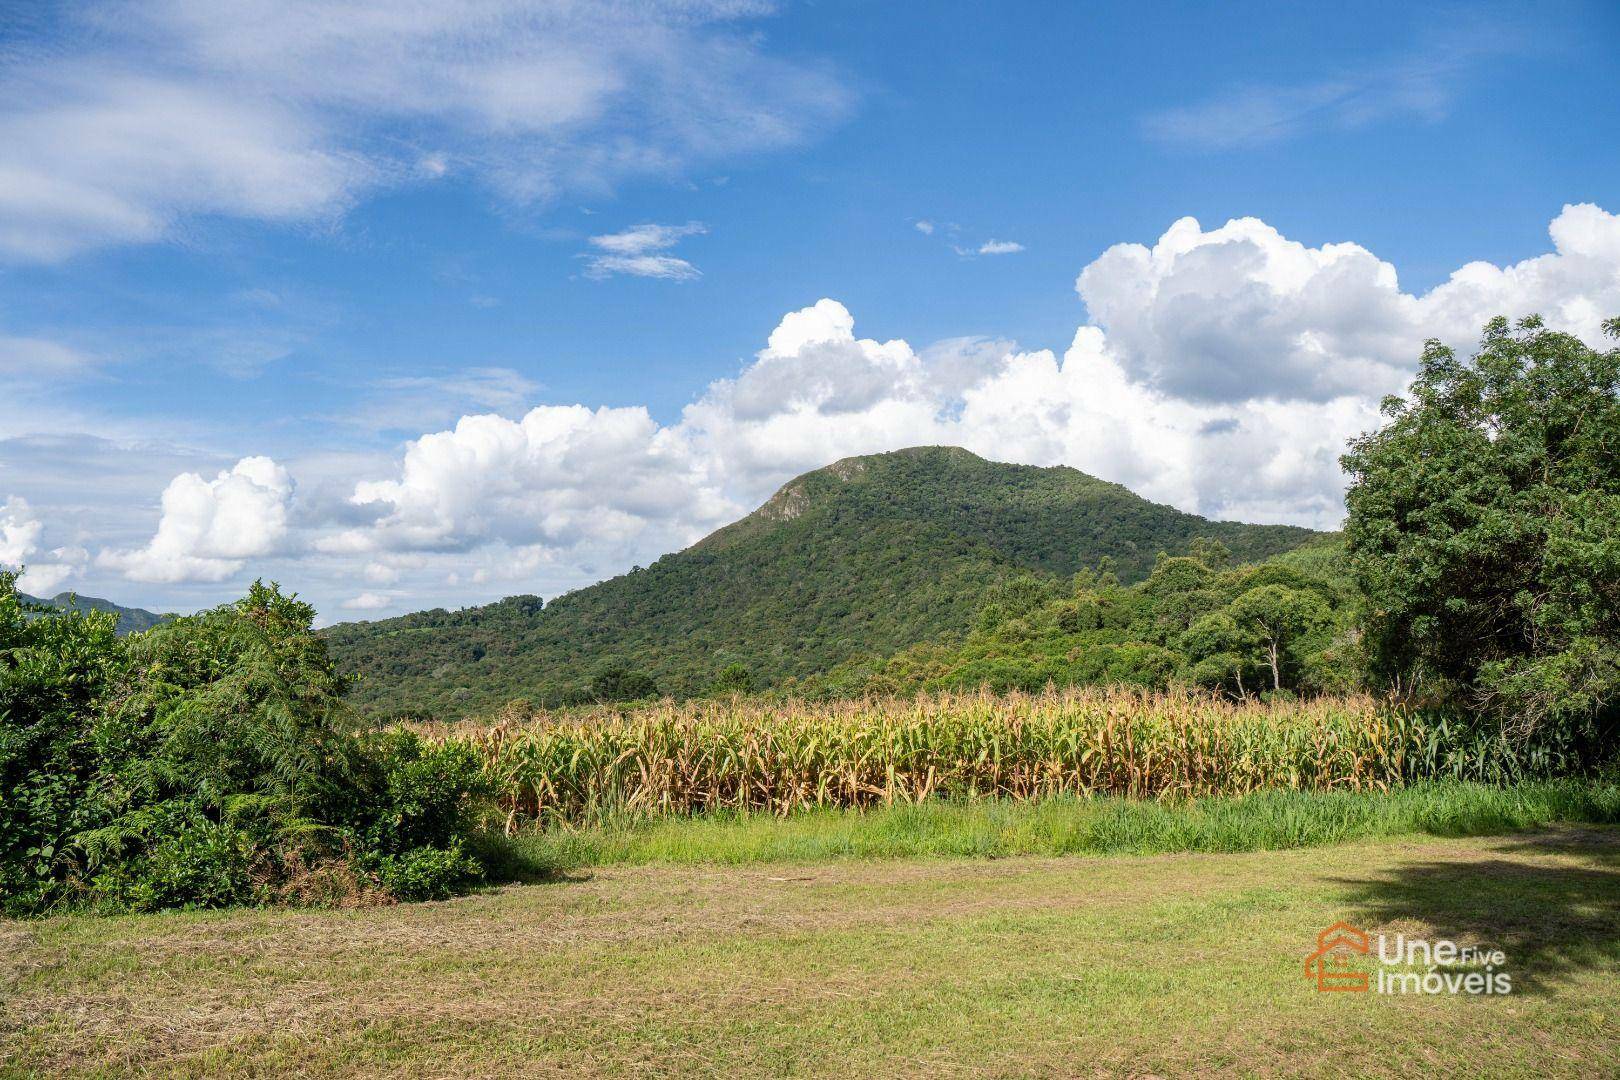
xmin=802 ymin=535 xmax=1360 ymax=700
xmin=324 ymin=446 xmax=1321 ymax=717
xmin=18 ymin=591 xmax=167 ymax=635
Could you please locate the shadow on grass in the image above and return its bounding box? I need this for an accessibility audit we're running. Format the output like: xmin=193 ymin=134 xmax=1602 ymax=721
xmin=468 ymin=831 xmax=591 ymax=887
xmin=1330 ymin=828 xmax=1620 ymax=994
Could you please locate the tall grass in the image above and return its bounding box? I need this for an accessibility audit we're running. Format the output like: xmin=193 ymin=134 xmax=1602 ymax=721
xmin=425 ymin=688 xmax=1525 ymax=831
xmin=478 ymin=779 xmax=1620 ymax=874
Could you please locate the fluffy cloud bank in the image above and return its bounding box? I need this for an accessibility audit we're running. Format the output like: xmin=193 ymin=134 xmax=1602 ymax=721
xmin=1081 ymin=204 xmax=1620 ymax=403
xmin=325 ymin=405 xmax=734 ymax=565
xmin=93 ymin=204 xmax=1620 ymax=609
xmin=100 ymin=457 xmax=294 ymax=583
xmin=0 ymin=496 xmax=43 ymax=568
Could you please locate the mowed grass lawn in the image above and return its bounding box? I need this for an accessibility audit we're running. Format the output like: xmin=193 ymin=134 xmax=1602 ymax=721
xmin=5 ymin=826 xmax=1620 ymax=1078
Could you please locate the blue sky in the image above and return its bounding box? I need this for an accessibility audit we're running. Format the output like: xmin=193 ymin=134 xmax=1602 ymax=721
xmin=2 ymin=0 xmax=1619 ymax=619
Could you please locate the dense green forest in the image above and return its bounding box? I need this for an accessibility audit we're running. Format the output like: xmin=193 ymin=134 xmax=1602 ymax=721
xmin=799 ymin=536 xmax=1358 ymax=699
xmin=323 ymin=446 xmax=1318 ymax=717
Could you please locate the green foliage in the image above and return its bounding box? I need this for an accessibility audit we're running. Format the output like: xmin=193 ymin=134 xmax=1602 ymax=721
xmin=371 ymin=842 xmax=482 ymax=902
xmin=710 ymin=662 xmax=755 ymax=695
xmin=1223 ymin=583 xmax=1331 ymax=692
xmin=0 ymin=575 xmax=487 ymax=915
xmin=81 ymin=803 xmax=256 ymax=912
xmin=974 ymin=573 xmax=1064 ymax=632
xmin=356 ymin=732 xmax=487 ymax=857
xmin=0 ymin=571 xmax=124 ymax=913
xmin=325 ymin=447 xmax=1318 ymax=718
xmin=803 ymin=536 xmax=1360 ymax=699
xmin=1343 ymin=315 xmax=1620 ymax=738
xmin=584 ymin=663 xmax=660 ymax=704
xmin=16 ymin=589 xmax=168 ymax=635
xmin=89 ymin=582 xmax=358 ymax=834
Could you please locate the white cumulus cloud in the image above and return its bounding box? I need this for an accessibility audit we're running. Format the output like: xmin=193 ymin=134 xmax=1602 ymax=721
xmin=1077 ymin=203 xmax=1620 ymax=404
xmin=1078 ymin=215 xmax=1421 ymax=403
xmin=978 ymin=239 xmax=1024 ymax=255
xmin=0 ymin=496 xmax=44 ymax=567
xmin=0 ymin=495 xmax=86 ymax=594
xmin=329 ymin=405 xmax=736 ymax=560
xmin=100 ymin=457 xmax=294 ymax=583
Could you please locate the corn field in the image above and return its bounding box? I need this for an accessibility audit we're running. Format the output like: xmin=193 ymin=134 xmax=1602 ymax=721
xmin=422 ymin=688 xmax=1485 ymax=832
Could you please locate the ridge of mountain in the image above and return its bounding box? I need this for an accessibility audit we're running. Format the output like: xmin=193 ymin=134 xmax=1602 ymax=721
xmin=18 ymin=591 xmax=168 ymax=635
xmin=323 ymin=446 xmax=1322 ymax=717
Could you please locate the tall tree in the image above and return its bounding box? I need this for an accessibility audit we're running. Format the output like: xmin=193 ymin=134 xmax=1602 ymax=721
xmin=1342 ymin=315 xmax=1620 ymax=737
xmin=1226 ymin=584 xmax=1329 ymax=692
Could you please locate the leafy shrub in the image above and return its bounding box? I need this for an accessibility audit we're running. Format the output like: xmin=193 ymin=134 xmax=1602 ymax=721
xmin=0 ymin=574 xmax=122 ymax=913
xmin=0 ymin=575 xmax=489 ymax=915
xmin=84 ymin=804 xmax=256 ymax=912
xmin=371 ymin=842 xmax=482 ymax=901
xmin=356 ymin=731 xmax=486 ymax=856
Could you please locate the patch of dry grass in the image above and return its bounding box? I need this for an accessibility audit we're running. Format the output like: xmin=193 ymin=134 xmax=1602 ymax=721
xmin=5 ymin=827 xmax=1619 ymax=1077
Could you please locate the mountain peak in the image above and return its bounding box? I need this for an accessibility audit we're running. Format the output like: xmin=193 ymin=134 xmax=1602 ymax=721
xmin=328 ymin=447 xmax=1321 ymax=717
xmin=734 ymin=447 xmax=968 ymax=528
xmin=698 ymin=446 xmax=1136 ymax=555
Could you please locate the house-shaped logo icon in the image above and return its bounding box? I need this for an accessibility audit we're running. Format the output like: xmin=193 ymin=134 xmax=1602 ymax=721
xmin=1304 ymin=922 xmax=1370 ymax=992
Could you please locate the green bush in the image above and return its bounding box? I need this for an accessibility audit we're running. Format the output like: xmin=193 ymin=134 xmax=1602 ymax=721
xmin=0 ymin=574 xmax=122 ymax=914
xmin=371 ymin=842 xmax=483 ymax=902
xmin=84 ymin=804 xmax=256 ymax=912
xmin=357 ymin=732 xmax=486 ymax=856
xmin=0 ymin=574 xmax=489 ymax=915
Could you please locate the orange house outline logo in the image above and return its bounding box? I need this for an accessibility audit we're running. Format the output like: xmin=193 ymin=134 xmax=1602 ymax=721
xmin=1305 ymin=922 xmax=1370 ymax=992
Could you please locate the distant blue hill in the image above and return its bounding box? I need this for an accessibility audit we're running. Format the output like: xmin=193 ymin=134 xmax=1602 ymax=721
xmin=18 ymin=591 xmax=169 ymax=635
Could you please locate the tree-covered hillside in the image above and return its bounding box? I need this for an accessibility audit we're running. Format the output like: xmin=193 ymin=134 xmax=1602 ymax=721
xmin=799 ymin=535 xmax=1361 ymax=700
xmin=324 ymin=447 xmax=1320 ymax=717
